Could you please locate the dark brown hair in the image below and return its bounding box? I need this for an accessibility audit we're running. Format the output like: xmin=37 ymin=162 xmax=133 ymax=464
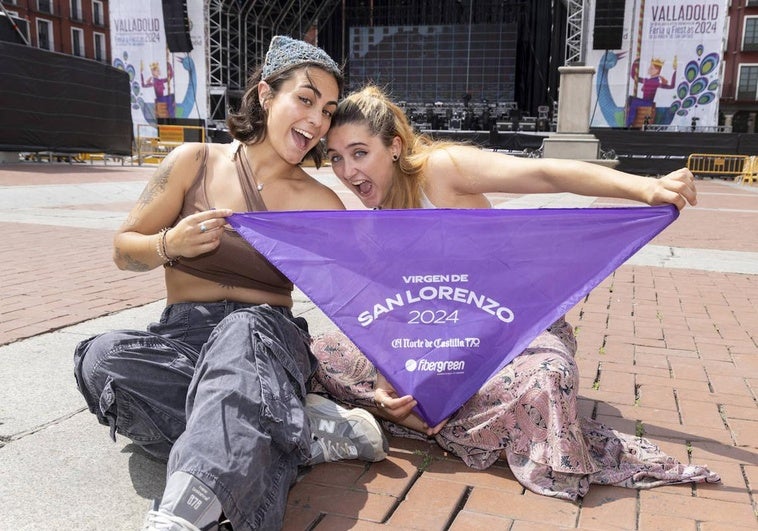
xmin=227 ymin=64 xmax=344 ymax=168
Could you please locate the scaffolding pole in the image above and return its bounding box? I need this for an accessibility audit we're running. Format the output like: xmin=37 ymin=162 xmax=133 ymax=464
xmin=563 ymin=0 xmax=584 ymax=65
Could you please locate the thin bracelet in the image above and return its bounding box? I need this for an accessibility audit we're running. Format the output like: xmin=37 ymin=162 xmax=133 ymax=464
xmin=161 ymin=227 xmax=179 ymax=266
xmin=155 ymin=228 xmax=168 ymax=261
xmin=156 ymin=227 xmax=178 ymax=267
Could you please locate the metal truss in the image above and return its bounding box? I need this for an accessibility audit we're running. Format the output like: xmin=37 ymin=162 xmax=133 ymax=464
xmin=205 ymin=0 xmax=341 ymax=124
xmin=206 ymin=0 xmax=238 ymax=124
xmin=562 ymin=0 xmax=585 ymax=65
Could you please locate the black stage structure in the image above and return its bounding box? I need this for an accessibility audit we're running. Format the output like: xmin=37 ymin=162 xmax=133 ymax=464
xmin=319 ymin=0 xmax=566 ymax=119
xmin=592 ymin=129 xmax=758 ymax=176
xmin=430 ymin=127 xmax=758 ymax=176
xmin=216 ymin=1 xmax=565 ymax=133
xmin=0 ymin=41 xmax=132 ymax=156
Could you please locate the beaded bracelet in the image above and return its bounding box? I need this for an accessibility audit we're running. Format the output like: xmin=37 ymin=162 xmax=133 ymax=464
xmin=156 ymin=227 xmax=178 ymax=267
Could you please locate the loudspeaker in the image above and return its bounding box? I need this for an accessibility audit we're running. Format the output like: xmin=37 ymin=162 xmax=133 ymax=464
xmin=593 ymin=0 xmax=625 ymax=50
xmin=161 ymin=0 xmax=193 ymax=53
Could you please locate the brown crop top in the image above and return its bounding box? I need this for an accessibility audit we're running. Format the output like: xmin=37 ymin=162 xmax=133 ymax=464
xmin=169 ymin=142 xmax=293 ymax=296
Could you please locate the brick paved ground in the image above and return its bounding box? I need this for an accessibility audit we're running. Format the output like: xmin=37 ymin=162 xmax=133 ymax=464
xmin=1 ymin=161 xmax=756 ymax=530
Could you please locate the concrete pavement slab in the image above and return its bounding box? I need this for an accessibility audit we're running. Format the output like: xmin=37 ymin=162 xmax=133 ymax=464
xmin=0 ymin=301 xmax=163 ymax=438
xmin=628 ymin=245 xmax=758 ymax=274
xmin=0 ymin=411 xmax=165 ymax=530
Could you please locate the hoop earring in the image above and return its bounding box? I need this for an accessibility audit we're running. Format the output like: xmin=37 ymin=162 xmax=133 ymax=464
xmin=392 ymin=154 xmax=399 ymax=162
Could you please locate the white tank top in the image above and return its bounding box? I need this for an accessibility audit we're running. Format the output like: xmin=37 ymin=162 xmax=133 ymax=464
xmin=419 ymin=189 xmax=436 ymax=209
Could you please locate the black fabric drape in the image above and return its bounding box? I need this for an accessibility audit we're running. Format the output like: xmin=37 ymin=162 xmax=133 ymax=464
xmin=0 ymin=42 xmax=133 ymax=155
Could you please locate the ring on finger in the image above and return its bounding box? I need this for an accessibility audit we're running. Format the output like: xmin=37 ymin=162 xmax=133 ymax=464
xmin=200 ymin=222 xmax=208 ymax=233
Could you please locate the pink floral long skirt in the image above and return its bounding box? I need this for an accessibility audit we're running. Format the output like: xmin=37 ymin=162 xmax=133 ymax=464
xmin=308 ymin=318 xmax=720 ymax=500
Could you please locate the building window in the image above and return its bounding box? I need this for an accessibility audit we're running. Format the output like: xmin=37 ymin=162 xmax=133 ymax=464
xmin=37 ymin=18 xmax=53 ymax=50
xmin=37 ymin=0 xmax=53 ymax=14
xmin=70 ymin=0 xmax=83 ymax=21
xmin=94 ymin=32 xmax=106 ymax=62
xmin=92 ymin=0 xmax=104 ymax=25
xmin=737 ymin=65 xmax=758 ymax=100
xmin=72 ymin=27 xmax=85 ymax=57
xmin=744 ymin=17 xmax=758 ymax=51
xmin=5 ymin=13 xmax=29 ymax=43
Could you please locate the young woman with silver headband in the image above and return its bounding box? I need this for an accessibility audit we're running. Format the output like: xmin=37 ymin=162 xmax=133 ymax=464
xmin=74 ymin=37 xmax=387 ymax=531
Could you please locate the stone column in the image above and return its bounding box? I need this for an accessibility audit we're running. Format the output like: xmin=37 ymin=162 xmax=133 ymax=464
xmin=541 ymin=66 xmax=612 ymax=164
xmin=555 ymin=66 xmax=596 ymax=133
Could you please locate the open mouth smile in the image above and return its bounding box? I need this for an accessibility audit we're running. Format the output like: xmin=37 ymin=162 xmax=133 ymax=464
xmin=293 ymin=127 xmax=314 ymax=150
xmin=351 ymin=179 xmax=373 ymax=196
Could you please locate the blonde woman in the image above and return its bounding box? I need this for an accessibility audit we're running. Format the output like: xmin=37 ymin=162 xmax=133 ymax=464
xmin=310 ymin=84 xmax=718 ymax=501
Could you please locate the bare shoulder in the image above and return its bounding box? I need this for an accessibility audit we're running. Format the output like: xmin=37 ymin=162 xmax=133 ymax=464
xmin=204 ymin=141 xmax=240 ymax=171
xmin=426 ymin=144 xmax=484 ymax=173
xmin=303 ymin=175 xmax=345 ymax=210
xmin=428 ymin=144 xmax=527 ymax=176
xmin=288 ymin=168 xmax=345 ymax=210
xmin=160 ymin=142 xmax=210 ymax=183
xmin=206 ymin=141 xmax=237 ymax=160
xmin=423 ymin=144 xmax=532 ymax=198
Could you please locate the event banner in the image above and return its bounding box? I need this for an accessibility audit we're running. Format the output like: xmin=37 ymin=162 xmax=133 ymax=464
xmin=228 ymin=206 xmax=678 ymax=425
xmin=588 ymin=0 xmax=727 ymax=129
xmin=109 ymin=0 xmax=206 ymax=138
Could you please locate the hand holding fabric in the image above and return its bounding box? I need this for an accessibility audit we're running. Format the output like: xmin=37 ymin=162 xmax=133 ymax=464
xmin=164 ymin=209 xmax=233 ymax=259
xmin=645 ymin=168 xmax=697 ymax=210
xmin=374 ymin=372 xmax=448 ymax=436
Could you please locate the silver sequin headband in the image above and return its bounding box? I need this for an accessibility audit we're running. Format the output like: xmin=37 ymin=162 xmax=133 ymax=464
xmin=262 ymin=35 xmax=340 ymax=80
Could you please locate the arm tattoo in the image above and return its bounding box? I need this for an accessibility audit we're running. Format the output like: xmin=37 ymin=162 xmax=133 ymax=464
xmin=115 ymin=247 xmax=151 ymax=272
xmin=136 ymin=156 xmax=176 ymax=209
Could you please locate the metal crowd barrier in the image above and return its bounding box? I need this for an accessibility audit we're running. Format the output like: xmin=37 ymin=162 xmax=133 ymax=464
xmin=686 ymin=153 xmax=757 ymax=184
xmin=136 ymin=124 xmax=206 ymax=165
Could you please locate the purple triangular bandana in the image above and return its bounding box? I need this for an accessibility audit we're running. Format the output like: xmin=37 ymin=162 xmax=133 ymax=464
xmin=228 ymin=206 xmax=678 ymax=425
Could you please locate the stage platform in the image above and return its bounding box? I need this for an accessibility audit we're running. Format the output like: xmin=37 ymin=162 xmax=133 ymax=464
xmin=424 ymin=128 xmax=758 ymax=175
xmin=423 ymin=129 xmax=550 ymax=155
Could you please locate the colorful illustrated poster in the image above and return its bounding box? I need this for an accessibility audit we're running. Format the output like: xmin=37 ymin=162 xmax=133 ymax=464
xmin=588 ymin=0 xmax=727 ymax=129
xmin=228 ymin=206 xmax=678 ymax=425
xmin=109 ymin=0 xmax=207 ymax=138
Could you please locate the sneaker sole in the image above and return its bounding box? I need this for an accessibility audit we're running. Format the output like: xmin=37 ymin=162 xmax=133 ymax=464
xmin=305 ymin=393 xmax=388 ymax=462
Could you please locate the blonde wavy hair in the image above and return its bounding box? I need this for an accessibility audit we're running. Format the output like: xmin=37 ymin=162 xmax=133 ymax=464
xmin=330 ymin=85 xmax=454 ymax=209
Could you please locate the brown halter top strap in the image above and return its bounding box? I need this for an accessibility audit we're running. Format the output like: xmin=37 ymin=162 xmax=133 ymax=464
xmin=233 ymin=141 xmax=267 ymax=212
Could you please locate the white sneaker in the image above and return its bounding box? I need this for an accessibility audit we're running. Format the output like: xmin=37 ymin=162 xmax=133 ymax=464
xmin=305 ymin=393 xmax=388 ymax=464
xmin=143 ymin=503 xmax=203 ymax=531
xmin=142 ymin=472 xmax=221 ymax=531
